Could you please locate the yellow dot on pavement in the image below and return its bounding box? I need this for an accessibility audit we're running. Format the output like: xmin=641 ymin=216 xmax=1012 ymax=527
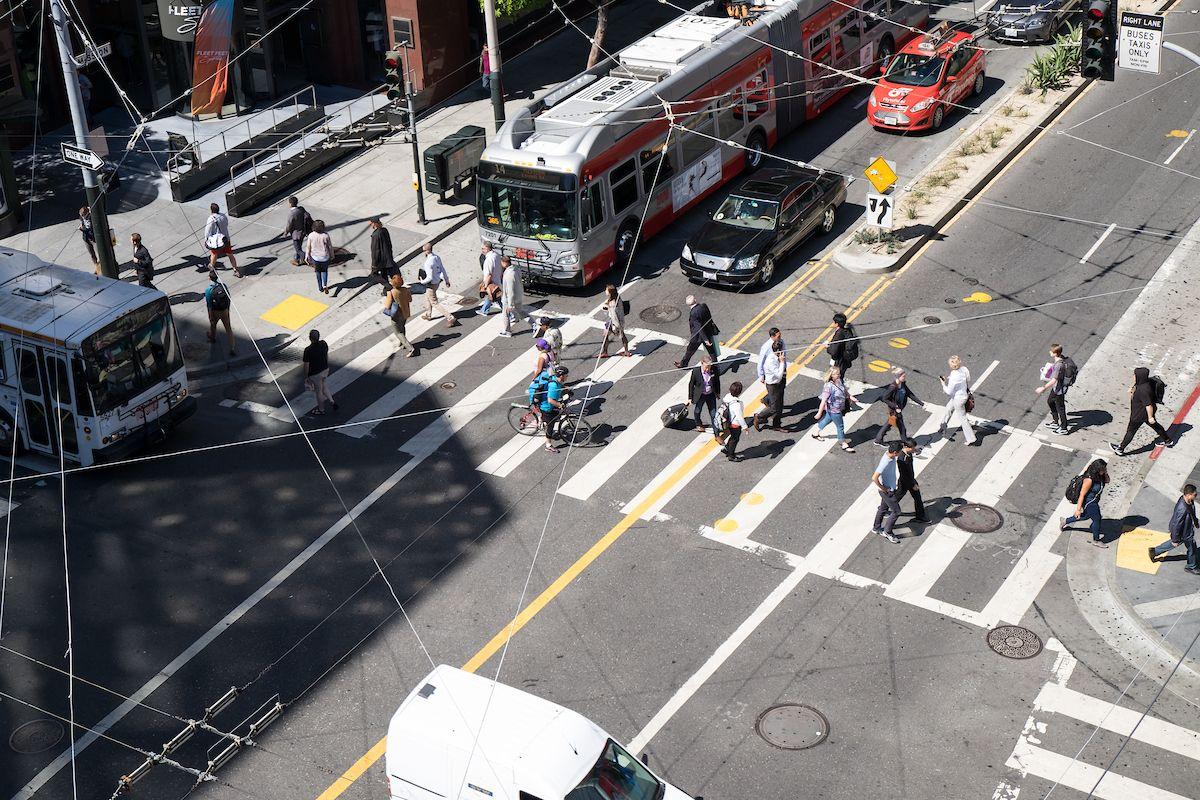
xmin=868 ymin=359 xmax=891 ymax=373
xmin=261 ymin=294 xmax=328 ymax=331
xmin=1168 ymin=129 xmax=1190 ymax=138
xmin=715 ymin=518 xmax=739 ymax=533
xmin=741 ymin=492 xmax=764 ymax=505
xmin=962 ymin=291 xmax=992 ymax=304
xmin=889 ymin=337 xmax=909 ymax=349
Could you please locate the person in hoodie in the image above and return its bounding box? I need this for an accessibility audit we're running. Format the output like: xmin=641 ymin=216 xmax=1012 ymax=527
xmin=1111 ymin=367 xmax=1172 ymax=456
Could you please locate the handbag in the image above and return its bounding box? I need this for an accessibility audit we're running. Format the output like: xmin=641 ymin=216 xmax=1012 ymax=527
xmin=383 ymin=301 xmax=398 ymax=318
xmin=887 ymin=412 xmax=898 ymax=428
xmin=621 ymin=299 xmax=631 ymax=315
xmin=965 ymin=392 xmax=976 ymax=413
xmin=205 ymin=233 xmax=226 ymax=250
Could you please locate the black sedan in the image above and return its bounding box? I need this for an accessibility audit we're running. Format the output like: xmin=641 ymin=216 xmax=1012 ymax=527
xmin=680 ymin=168 xmax=846 ymax=288
xmin=990 ymin=0 xmax=1078 ymax=43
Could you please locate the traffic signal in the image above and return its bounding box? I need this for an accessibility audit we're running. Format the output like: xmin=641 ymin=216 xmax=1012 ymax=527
xmin=385 ymin=50 xmax=404 ymax=101
xmin=1080 ymin=0 xmax=1117 ymax=82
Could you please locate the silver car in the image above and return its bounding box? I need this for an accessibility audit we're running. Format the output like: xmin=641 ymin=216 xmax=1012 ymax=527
xmin=991 ymin=0 xmax=1078 ymax=43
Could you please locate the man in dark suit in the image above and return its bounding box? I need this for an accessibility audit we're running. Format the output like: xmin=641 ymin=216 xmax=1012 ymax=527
xmin=369 ymin=218 xmax=395 ymax=294
xmin=675 ymin=294 xmax=720 ymax=369
xmin=896 ymin=438 xmax=928 ymax=523
xmin=688 ymin=356 xmax=721 ymax=431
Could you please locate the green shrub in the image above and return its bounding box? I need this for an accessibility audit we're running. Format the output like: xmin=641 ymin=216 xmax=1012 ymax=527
xmin=1025 ymin=26 xmax=1081 ymax=96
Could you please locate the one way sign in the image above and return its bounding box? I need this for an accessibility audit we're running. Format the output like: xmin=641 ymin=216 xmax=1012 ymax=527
xmin=865 ymin=191 xmax=894 ymax=230
xmin=60 ymin=142 xmax=104 ymax=171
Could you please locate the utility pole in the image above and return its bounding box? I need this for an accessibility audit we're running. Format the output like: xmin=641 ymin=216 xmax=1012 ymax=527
xmin=401 ymin=47 xmax=426 ymax=226
xmin=48 ymin=0 xmax=118 ymax=278
xmin=481 ymin=0 xmax=505 ymax=130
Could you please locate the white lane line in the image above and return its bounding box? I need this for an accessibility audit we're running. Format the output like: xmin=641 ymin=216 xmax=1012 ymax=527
xmin=400 ymin=316 xmax=593 ymax=457
xmin=1079 ymin=222 xmax=1117 ymax=264
xmin=1133 ymin=592 xmax=1200 ymax=619
xmin=628 ymin=565 xmax=808 ymax=754
xmin=1164 ymin=129 xmax=1196 ymax=165
xmin=1007 ymin=737 xmax=1191 ymax=800
xmin=885 ymin=434 xmax=1040 ymax=604
xmin=237 ymin=400 xmax=277 ymax=415
xmin=477 ymin=336 xmax=658 ymax=478
xmin=978 ymin=497 xmax=1073 ymax=627
xmin=1035 ymin=682 xmax=1200 ymax=761
xmin=559 ymin=372 xmax=690 ymax=501
xmin=854 ymin=94 xmax=870 ymax=109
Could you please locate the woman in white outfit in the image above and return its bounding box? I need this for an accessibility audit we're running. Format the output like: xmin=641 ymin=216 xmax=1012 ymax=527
xmin=939 ymin=355 xmax=976 ymax=445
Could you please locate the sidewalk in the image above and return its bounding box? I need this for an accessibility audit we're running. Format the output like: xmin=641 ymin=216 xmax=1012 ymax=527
xmin=1 ymin=1 xmax=681 ymax=378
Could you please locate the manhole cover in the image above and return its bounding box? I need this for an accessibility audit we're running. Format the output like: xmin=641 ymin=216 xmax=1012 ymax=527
xmin=951 ymin=502 xmax=1003 ymax=533
xmin=754 ymin=704 xmax=828 ymax=750
xmin=944 ymin=297 xmax=957 ymax=304
xmin=963 ymin=277 xmax=979 ymax=285
xmin=639 ymin=303 xmax=682 ymax=324
xmin=440 ymin=381 xmax=457 ymax=390
xmin=9 ymin=720 xmax=64 ymax=754
xmin=923 ymin=315 xmax=942 ymax=325
xmin=987 ymin=625 xmax=1043 ymax=659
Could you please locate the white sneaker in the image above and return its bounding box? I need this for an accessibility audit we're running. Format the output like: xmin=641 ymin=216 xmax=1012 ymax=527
xmin=497 ymin=330 xmax=512 ymax=338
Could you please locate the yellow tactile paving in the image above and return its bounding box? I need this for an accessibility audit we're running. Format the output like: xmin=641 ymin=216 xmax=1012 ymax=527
xmin=261 ymin=294 xmax=328 ymax=331
xmin=1115 ymin=527 xmax=1170 ymax=575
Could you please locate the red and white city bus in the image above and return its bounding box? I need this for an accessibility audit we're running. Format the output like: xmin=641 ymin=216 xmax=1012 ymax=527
xmin=476 ymin=0 xmax=927 ymax=287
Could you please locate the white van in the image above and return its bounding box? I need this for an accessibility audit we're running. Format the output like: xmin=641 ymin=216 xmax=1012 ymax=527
xmin=385 ymin=665 xmax=697 ymax=800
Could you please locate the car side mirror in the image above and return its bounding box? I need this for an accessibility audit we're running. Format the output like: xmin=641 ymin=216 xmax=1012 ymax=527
xmin=946 ymin=74 xmax=958 ymax=83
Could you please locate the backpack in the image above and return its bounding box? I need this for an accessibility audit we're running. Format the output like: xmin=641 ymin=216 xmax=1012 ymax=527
xmin=1150 ymin=375 xmax=1167 ymax=405
xmin=208 ymin=282 xmax=230 ymax=311
xmin=1060 ymin=356 xmax=1078 ymax=388
xmin=842 ymin=325 xmax=860 ymax=362
xmin=528 ymin=372 xmax=551 ymax=406
xmin=302 ymin=208 xmax=314 ymax=236
xmin=715 ymin=400 xmax=731 ymax=432
xmin=1065 ymin=473 xmax=1085 ymax=504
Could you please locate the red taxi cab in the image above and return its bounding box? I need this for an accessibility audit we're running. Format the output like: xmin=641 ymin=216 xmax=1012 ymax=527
xmin=868 ymin=25 xmax=986 ymax=132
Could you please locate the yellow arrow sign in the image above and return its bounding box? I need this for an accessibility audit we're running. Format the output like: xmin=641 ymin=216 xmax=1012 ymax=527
xmin=864 ymin=156 xmax=897 ymax=194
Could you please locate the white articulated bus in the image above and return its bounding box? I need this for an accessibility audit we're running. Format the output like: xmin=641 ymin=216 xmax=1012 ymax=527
xmin=0 ymin=248 xmax=195 ymax=466
xmin=476 ymin=0 xmax=927 ymax=287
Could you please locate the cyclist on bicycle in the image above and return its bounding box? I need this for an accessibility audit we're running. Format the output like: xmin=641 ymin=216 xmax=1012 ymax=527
xmin=540 ymin=365 xmax=571 ymax=453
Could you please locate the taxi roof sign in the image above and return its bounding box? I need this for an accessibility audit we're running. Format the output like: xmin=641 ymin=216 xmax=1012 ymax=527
xmin=864 ymin=156 xmax=897 ymax=194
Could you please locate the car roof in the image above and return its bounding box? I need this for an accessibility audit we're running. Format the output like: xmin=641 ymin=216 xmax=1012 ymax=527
xmin=901 ymin=26 xmax=974 ymax=58
xmin=731 ymin=168 xmax=821 ymax=199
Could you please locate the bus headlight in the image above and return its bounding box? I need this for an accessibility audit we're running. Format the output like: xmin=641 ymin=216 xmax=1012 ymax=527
xmin=556 ymin=252 xmax=580 ymax=267
xmin=172 ymin=387 xmax=188 ymax=405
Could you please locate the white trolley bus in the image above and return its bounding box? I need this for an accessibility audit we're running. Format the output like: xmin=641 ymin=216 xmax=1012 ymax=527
xmin=477 ymin=0 xmax=926 ymax=287
xmin=0 ymin=248 xmax=195 ymax=466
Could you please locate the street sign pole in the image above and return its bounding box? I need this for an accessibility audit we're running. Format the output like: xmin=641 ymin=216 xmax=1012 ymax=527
xmin=49 ymin=0 xmax=117 ymax=278
xmin=401 ymin=47 xmax=426 ymax=226
xmin=481 ymin=0 xmax=505 ymax=131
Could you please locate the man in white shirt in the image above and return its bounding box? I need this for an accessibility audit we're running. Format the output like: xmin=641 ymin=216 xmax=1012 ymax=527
xmin=871 ymin=442 xmax=903 ymax=543
xmin=756 ymin=339 xmax=787 ymax=431
xmin=757 ymin=327 xmax=784 ymax=380
xmin=478 ymin=243 xmax=502 ymax=315
xmin=204 ymin=203 xmax=241 ymax=277
xmin=420 ymin=243 xmax=460 ymax=328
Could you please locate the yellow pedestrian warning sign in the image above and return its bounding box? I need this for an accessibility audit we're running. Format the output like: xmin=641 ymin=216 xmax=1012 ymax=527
xmin=864 ymin=156 xmax=897 ymax=194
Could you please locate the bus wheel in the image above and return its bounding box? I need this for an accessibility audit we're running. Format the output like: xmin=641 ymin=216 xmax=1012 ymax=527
xmin=614 ymin=224 xmax=638 ymax=272
xmin=745 ymin=131 xmax=767 ymax=172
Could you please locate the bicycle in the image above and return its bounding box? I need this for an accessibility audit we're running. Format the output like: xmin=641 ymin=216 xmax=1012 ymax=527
xmin=508 ymin=397 xmax=593 ymax=447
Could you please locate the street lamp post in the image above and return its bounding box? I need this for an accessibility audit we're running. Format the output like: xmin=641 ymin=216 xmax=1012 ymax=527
xmin=482 ymin=0 xmax=505 ymax=131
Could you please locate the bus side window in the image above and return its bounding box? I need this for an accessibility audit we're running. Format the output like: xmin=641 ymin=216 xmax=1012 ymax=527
xmin=71 ymin=357 xmax=95 ymax=417
xmin=640 ymin=141 xmax=676 ymax=191
xmin=679 ymin=106 xmax=715 ymax=167
xmin=610 ymin=158 xmax=638 ymax=214
xmin=582 ymin=181 xmax=606 ymax=234
xmin=519 ymin=793 xmax=545 ymax=800
xmin=743 ymin=71 xmax=770 ymax=121
xmin=715 ymin=92 xmax=743 ymax=138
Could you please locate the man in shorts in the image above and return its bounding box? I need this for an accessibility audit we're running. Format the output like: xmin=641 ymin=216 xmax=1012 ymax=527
xmin=205 ymin=203 xmax=241 ymax=277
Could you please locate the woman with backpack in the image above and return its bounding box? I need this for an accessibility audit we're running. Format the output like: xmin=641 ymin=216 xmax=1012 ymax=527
xmin=717 ymin=380 xmax=748 ymax=461
xmin=812 ymin=366 xmax=857 ymax=452
xmin=305 ymin=219 xmax=334 ymax=294
xmin=1035 ymin=344 xmax=1074 ymax=435
xmin=599 ymin=284 xmax=631 ymax=358
xmin=1062 ymin=458 xmax=1110 ymax=547
xmin=1111 ymin=367 xmax=1172 ymax=456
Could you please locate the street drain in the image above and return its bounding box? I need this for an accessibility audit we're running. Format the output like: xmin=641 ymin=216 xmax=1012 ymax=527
xmin=754 ymin=704 xmax=828 ymax=750
xmin=923 ymin=316 xmax=942 ymax=326
xmin=951 ymin=502 xmax=1003 ymax=533
xmin=9 ymin=720 xmax=64 ymax=754
xmin=639 ymin=303 xmax=682 ymax=324
xmin=987 ymin=625 xmax=1043 ymax=659
xmin=440 ymin=381 xmax=457 ymax=390
xmin=963 ymin=277 xmax=979 ymax=285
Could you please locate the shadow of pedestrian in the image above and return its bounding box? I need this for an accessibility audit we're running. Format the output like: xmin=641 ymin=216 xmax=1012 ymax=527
xmin=1069 ymin=408 xmax=1115 ymax=431
xmin=168 ymin=291 xmax=205 ymax=305
xmin=738 ymin=438 xmax=795 ymax=461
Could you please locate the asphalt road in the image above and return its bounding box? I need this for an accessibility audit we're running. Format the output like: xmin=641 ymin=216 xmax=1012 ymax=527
xmin=5 ymin=2 xmax=1200 ymax=800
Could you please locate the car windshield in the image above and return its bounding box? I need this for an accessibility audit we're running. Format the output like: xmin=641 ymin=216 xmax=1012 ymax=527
xmin=884 ymin=53 xmax=946 ymax=86
xmin=81 ymin=299 xmax=185 ymax=414
xmin=713 ymin=195 xmax=779 ymax=230
xmin=478 ymin=180 xmax=577 ymax=241
xmin=565 ymin=740 xmax=662 ymax=800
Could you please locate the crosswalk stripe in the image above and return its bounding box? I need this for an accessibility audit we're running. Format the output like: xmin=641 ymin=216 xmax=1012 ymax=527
xmin=1008 ymin=737 xmax=1191 ymax=800
xmin=399 ymin=317 xmax=593 ymax=457
xmin=979 ymin=497 xmax=1073 ymax=627
xmin=1034 ymin=682 xmax=1200 ymax=761
xmin=477 ymin=335 xmax=658 ymax=478
xmin=885 ymin=434 xmax=1041 ymax=605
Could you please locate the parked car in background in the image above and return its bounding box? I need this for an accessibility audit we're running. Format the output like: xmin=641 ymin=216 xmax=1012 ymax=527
xmin=990 ymin=0 xmax=1079 ymax=43
xmin=679 ymin=167 xmax=847 ymax=288
xmin=868 ymin=24 xmax=987 ymax=132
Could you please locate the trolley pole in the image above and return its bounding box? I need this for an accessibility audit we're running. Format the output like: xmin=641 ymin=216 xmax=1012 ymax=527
xmin=402 ymin=47 xmax=426 ymax=226
xmin=482 ymin=0 xmax=505 ymax=130
xmin=48 ymin=0 xmax=118 ymax=278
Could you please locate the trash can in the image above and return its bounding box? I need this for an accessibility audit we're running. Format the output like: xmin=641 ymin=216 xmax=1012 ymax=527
xmin=423 ymin=125 xmax=485 ymax=202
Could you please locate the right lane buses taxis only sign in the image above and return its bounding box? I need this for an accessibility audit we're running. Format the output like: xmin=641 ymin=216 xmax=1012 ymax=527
xmin=1118 ymin=12 xmax=1164 ymax=74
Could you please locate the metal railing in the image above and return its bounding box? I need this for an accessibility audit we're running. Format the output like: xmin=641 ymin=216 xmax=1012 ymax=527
xmin=166 ymin=86 xmax=319 ymax=180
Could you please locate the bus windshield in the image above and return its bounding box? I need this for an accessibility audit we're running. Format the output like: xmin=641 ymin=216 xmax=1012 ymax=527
xmin=884 ymin=53 xmax=945 ymax=86
xmin=81 ymin=299 xmax=185 ymax=414
xmin=565 ymin=740 xmax=662 ymax=800
xmin=478 ymin=180 xmax=578 ymax=241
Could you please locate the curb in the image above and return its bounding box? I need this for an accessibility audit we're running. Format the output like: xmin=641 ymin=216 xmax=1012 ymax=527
xmin=834 ymin=77 xmax=1094 ymax=275
xmin=184 ymin=210 xmax=477 ymax=379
